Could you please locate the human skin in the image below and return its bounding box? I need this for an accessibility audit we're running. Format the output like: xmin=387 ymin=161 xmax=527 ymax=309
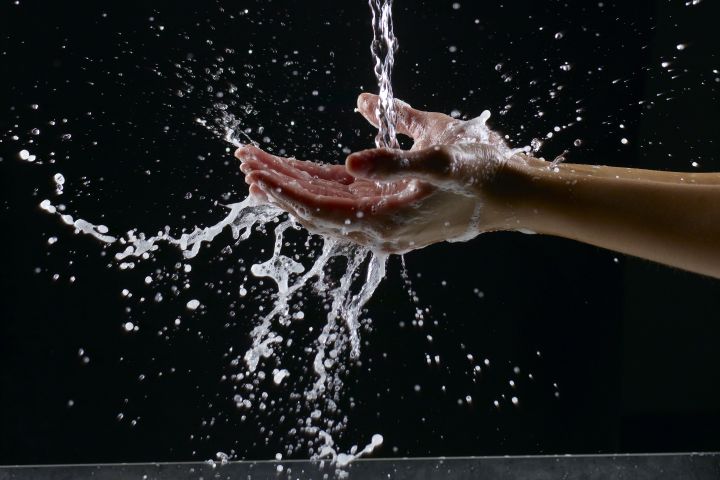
xmin=236 ymin=93 xmax=720 ymax=279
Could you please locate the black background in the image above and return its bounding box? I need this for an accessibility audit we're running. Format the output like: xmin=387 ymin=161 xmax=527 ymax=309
xmin=1 ymin=0 xmax=719 ymax=465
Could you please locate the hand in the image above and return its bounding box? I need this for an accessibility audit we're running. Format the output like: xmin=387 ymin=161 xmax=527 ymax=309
xmin=236 ymin=93 xmax=528 ymax=254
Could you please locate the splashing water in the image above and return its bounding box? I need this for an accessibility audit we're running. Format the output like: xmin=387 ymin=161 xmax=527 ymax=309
xmin=41 ymin=184 xmax=386 ymax=460
xmin=36 ymin=0 xmax=407 ymax=470
xmin=369 ymin=0 xmax=400 ymax=149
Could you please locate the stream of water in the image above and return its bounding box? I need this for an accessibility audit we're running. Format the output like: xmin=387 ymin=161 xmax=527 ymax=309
xmin=369 ymin=0 xmax=400 ymax=149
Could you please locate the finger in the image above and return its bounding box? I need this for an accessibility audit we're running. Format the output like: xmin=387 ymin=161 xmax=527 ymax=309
xmin=356 ymin=93 xmax=454 ymax=139
xmin=249 ymin=169 xmax=431 ymax=222
xmin=253 ymin=182 xmax=375 ymax=246
xmin=235 ymin=145 xmax=354 ymax=184
xmin=347 ymin=145 xmax=504 ymax=188
xmin=240 ymin=156 xmax=354 ymax=199
xmin=349 ymin=177 xmax=426 ymax=197
xmin=248 ymin=168 xmax=417 ymax=215
xmin=286 ymin=158 xmax=354 ymax=184
xmin=247 ymin=169 xmax=357 ymax=204
xmin=249 ymin=170 xmax=365 ymax=219
xmin=346 ymin=147 xmax=452 ymax=184
xmin=249 ymin=184 xmax=269 ymax=203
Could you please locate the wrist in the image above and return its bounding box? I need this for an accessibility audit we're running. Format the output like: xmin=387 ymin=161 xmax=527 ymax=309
xmin=483 ymin=153 xmax=566 ymax=234
xmin=477 ymin=154 xmax=550 ymax=233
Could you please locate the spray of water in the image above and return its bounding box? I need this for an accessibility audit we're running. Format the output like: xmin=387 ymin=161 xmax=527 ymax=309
xmin=369 ymin=0 xmax=400 ymax=149
xmin=38 ymin=0 xmax=403 ymax=470
xmin=42 ymin=191 xmax=387 ymax=467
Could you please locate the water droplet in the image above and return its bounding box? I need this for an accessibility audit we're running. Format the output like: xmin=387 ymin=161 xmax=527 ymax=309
xmin=273 ymin=369 xmax=290 ymax=384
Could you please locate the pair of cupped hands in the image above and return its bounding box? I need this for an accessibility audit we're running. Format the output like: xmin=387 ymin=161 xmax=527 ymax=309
xmin=236 ymin=93 xmax=528 ymax=254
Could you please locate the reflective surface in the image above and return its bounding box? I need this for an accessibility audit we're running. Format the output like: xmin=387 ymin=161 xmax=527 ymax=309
xmin=1 ymin=453 xmax=719 ymax=480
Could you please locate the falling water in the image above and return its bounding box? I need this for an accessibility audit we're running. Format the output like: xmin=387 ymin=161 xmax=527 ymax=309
xmin=369 ymin=0 xmax=400 ymax=149
xmin=40 ymin=158 xmax=387 ymax=470
xmin=34 ymin=0 xmax=410 ymax=471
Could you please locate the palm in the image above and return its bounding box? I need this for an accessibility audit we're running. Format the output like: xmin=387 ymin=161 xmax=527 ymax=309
xmin=239 ymin=146 xmax=432 ymax=248
xmin=237 ymin=93 xmax=509 ymax=253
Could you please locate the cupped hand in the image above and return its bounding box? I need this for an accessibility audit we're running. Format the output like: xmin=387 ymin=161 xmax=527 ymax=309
xmin=235 ymin=93 xmax=528 ymax=254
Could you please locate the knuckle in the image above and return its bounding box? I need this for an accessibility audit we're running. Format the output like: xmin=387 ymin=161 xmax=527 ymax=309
xmin=422 ymin=146 xmax=454 ymax=175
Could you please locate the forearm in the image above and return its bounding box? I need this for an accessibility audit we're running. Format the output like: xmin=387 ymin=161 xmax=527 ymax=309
xmin=502 ymin=157 xmax=720 ymax=278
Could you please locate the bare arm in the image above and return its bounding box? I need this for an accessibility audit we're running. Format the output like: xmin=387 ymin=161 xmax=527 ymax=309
xmin=503 ymin=158 xmax=720 ymax=278
xmin=237 ymin=93 xmax=720 ymax=279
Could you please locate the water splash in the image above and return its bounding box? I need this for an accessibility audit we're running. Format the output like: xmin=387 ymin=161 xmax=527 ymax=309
xmin=40 ymin=183 xmax=388 ymax=467
xmin=369 ymin=0 xmax=400 ymax=149
xmin=33 ymin=1 xmax=406 ymax=467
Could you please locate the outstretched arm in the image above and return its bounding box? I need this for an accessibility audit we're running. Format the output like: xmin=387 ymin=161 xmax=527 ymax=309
xmin=506 ymin=157 xmax=720 ymax=278
xmin=237 ymin=93 xmax=720 ymax=279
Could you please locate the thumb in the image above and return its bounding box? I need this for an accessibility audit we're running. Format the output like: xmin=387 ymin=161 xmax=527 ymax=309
xmin=347 ymin=144 xmax=507 ymax=188
xmin=356 ymin=93 xmax=446 ymax=140
xmin=346 ymin=147 xmax=454 ymax=184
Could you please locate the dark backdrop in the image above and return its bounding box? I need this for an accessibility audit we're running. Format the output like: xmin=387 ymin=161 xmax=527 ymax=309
xmin=1 ymin=0 xmax=719 ymax=464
